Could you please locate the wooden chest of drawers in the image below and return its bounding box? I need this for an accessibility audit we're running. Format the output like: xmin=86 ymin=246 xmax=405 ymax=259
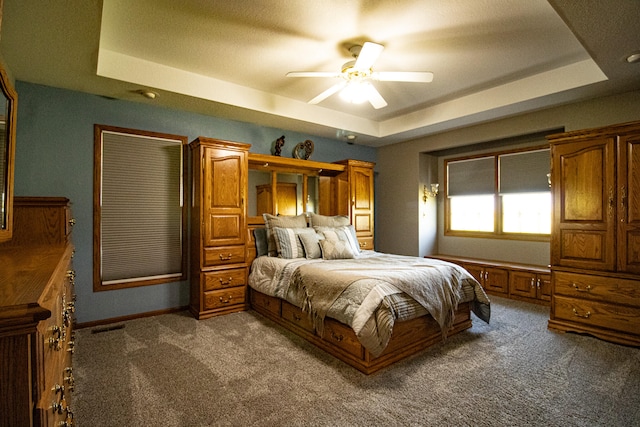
xmin=549 ymin=270 xmax=640 ymax=345
xmin=0 ymin=197 xmax=76 ymax=426
xmin=0 ymin=244 xmax=75 ymax=426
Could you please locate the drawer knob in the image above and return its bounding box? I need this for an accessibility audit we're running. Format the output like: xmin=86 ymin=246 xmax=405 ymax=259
xmin=572 ymin=308 xmax=591 ymax=319
xmin=219 ymin=253 xmax=233 ymax=261
xmin=572 ymin=283 xmax=592 ymax=293
xmin=219 ymin=295 xmax=233 ymax=304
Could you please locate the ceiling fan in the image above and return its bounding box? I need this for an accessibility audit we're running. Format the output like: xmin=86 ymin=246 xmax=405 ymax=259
xmin=286 ymin=42 xmax=434 ymax=109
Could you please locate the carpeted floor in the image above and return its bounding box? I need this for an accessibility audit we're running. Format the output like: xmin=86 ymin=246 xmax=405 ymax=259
xmin=73 ymin=297 xmax=640 ymax=426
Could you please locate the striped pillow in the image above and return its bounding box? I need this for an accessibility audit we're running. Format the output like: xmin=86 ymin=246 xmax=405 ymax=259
xmin=272 ymin=227 xmax=315 ymax=259
xmin=263 ymin=213 xmax=308 ymax=256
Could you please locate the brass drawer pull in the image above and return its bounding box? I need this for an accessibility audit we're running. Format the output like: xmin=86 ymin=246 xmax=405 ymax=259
xmin=293 ymin=313 xmax=302 ymax=321
xmin=572 ymin=308 xmax=591 ymax=319
xmin=218 ymin=277 xmax=233 ymax=286
xmin=572 ymin=283 xmax=592 ymax=293
xmin=219 ymin=253 xmax=233 ymax=261
xmin=330 ymin=331 xmax=344 ymax=342
xmin=219 ymin=295 xmax=233 ymax=304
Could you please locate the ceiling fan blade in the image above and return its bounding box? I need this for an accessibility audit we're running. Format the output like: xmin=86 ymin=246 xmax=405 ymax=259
xmin=308 ymin=81 xmax=347 ymax=104
xmin=366 ymin=84 xmax=388 ymax=109
xmin=286 ymin=71 xmax=342 ymax=78
xmin=354 ymin=42 xmax=384 ymax=71
xmin=373 ymin=71 xmax=434 ymax=82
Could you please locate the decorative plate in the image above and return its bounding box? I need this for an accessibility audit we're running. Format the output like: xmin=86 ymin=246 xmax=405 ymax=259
xmin=293 ymin=139 xmax=314 ymax=160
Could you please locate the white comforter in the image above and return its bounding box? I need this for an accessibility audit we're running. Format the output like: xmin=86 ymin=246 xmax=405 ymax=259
xmin=248 ymin=251 xmax=490 ymax=356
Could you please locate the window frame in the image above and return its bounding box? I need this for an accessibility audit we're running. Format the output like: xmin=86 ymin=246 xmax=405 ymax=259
xmin=444 ymin=144 xmax=550 ymax=242
xmin=93 ymin=124 xmax=188 ymax=291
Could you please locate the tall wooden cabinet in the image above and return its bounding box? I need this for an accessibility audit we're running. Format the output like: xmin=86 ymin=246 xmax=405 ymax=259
xmin=0 ymin=197 xmax=76 ymax=426
xmin=190 ymin=137 xmax=250 ymax=319
xmin=334 ymin=159 xmax=375 ymax=250
xmin=548 ymin=120 xmax=640 ymax=346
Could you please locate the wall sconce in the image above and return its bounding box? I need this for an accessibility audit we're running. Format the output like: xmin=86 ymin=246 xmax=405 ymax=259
xmin=423 ymin=183 xmax=439 ymax=202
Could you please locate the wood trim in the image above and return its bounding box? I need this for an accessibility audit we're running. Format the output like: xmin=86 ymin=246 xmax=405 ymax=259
xmin=93 ymin=124 xmax=189 ymax=292
xmin=74 ymin=305 xmax=188 ymax=330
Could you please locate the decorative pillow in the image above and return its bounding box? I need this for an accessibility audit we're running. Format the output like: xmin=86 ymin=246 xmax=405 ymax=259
xmin=319 ymin=239 xmax=355 ymax=260
xmin=314 ymin=225 xmax=361 ymax=255
xmin=272 ymin=227 xmax=315 ymax=259
xmin=253 ymin=228 xmax=268 ymax=257
xmin=298 ymin=232 xmax=324 ymax=259
xmin=263 ymin=213 xmax=308 ymax=256
xmin=308 ymin=213 xmax=350 ymax=227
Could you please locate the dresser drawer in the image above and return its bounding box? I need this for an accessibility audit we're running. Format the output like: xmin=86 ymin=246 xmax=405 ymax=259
xmin=203 ymin=268 xmax=246 ymax=291
xmin=282 ymin=301 xmax=314 ymax=332
xmin=322 ymin=318 xmax=363 ymax=359
xmin=250 ymin=290 xmax=281 ymax=316
xmin=554 ymin=295 xmax=640 ymax=336
xmin=203 ymin=286 xmax=246 ymax=310
xmin=554 ymin=271 xmax=640 ymax=307
xmin=357 ymin=237 xmax=374 ymax=251
xmin=203 ymin=245 xmax=245 ymax=267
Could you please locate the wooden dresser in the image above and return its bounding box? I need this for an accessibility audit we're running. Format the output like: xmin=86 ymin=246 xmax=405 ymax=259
xmin=428 ymin=255 xmax=551 ymax=305
xmin=189 ymin=137 xmax=250 ymax=319
xmin=547 ymin=120 xmax=640 ymax=346
xmin=0 ymin=197 xmax=76 ymax=426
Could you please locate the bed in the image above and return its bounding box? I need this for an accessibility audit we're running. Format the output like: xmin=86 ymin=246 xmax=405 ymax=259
xmin=247 ymin=213 xmax=491 ymax=374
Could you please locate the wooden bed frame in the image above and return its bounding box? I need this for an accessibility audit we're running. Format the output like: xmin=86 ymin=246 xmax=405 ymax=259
xmin=249 ymin=288 xmax=472 ymax=374
xmin=246 ymin=220 xmax=474 ymax=374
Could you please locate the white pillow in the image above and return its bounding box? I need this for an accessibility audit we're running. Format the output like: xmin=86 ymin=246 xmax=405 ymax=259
xmin=314 ymin=224 xmax=361 ymax=255
xmin=319 ymin=239 xmax=355 ymax=260
xmin=298 ymin=232 xmax=324 ymax=259
xmin=308 ymin=213 xmax=350 ymax=227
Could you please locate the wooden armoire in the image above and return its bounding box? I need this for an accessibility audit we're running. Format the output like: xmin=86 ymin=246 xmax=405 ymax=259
xmin=333 ymin=159 xmax=375 ymax=250
xmin=189 ymin=137 xmax=250 ymax=320
xmin=548 ymin=120 xmax=640 ymax=346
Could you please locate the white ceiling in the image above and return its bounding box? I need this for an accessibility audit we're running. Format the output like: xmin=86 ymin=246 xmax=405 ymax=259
xmin=1 ymin=0 xmax=639 ymax=147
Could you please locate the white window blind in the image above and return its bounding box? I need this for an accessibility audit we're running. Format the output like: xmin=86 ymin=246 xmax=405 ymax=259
xmin=96 ymin=126 xmax=186 ymax=289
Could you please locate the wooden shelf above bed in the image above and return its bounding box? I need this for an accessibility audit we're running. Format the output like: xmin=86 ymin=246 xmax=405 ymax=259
xmin=248 ymin=153 xmax=346 ymax=176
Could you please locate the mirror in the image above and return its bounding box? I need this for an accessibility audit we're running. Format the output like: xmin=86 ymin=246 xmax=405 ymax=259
xmin=0 ymin=64 xmax=17 ymax=243
xmin=248 ymin=170 xmax=319 ymax=217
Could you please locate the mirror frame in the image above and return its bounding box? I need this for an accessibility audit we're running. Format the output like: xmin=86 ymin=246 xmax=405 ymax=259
xmin=0 ymin=63 xmax=17 ymax=243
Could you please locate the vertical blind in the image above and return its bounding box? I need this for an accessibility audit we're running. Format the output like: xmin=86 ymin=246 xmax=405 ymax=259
xmin=100 ymin=130 xmax=184 ymax=285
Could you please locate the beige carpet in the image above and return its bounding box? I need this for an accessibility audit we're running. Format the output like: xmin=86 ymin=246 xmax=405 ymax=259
xmin=73 ymin=297 xmax=640 ymax=426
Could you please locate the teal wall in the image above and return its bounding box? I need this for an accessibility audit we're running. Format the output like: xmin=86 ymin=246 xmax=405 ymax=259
xmin=14 ymin=81 xmax=376 ymax=324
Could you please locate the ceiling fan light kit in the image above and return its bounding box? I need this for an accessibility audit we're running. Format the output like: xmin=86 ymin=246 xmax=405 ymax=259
xmin=286 ymin=41 xmax=433 ymax=109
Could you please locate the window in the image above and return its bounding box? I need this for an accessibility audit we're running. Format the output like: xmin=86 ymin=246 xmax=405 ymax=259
xmin=93 ymin=125 xmax=187 ymax=291
xmin=445 ymin=146 xmax=550 ymax=240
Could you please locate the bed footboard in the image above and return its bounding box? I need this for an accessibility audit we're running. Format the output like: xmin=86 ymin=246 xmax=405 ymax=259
xmin=249 ymin=288 xmax=472 ymax=374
